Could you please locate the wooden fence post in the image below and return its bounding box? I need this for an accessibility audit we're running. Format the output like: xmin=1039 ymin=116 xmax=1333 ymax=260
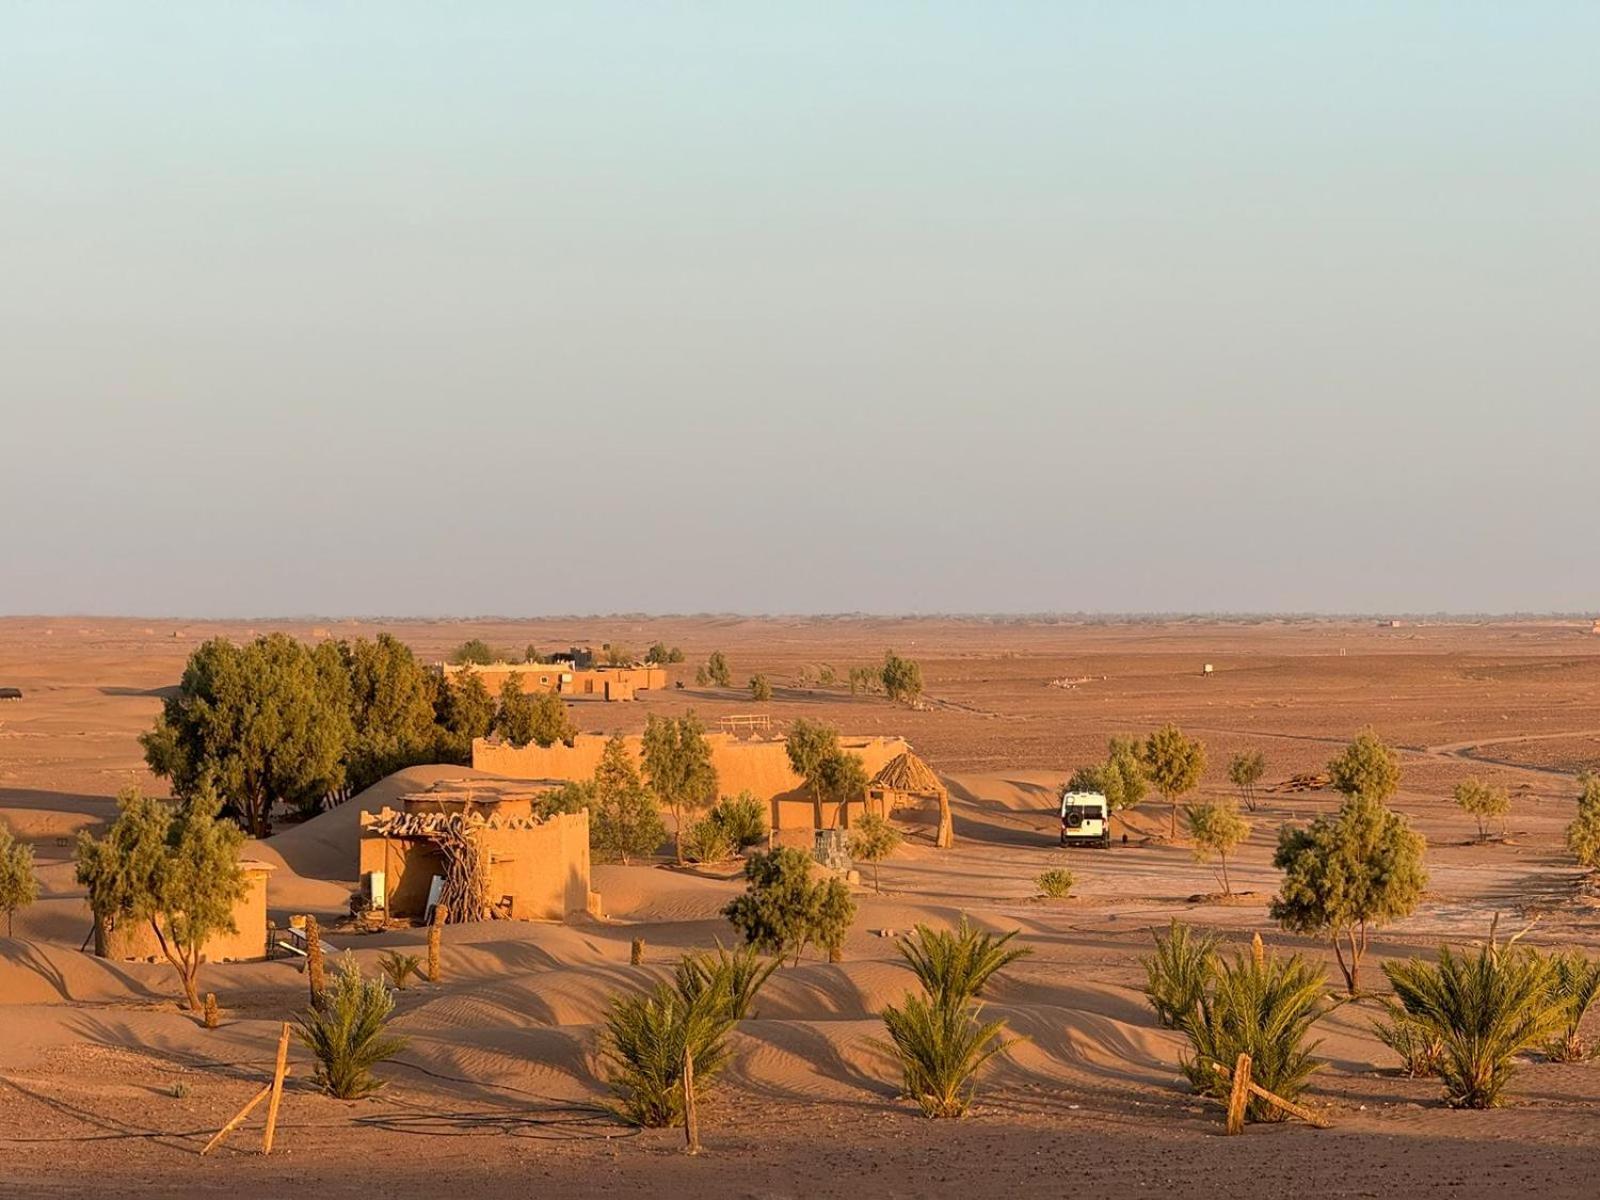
xmin=428 ymin=903 xmax=448 ymax=983
xmin=1225 ymin=1052 xmax=1251 ymax=1135
xmin=261 ymin=1023 xmax=292 ymax=1155
xmin=306 ymin=916 xmax=324 ymax=1007
xmin=631 ymin=938 xmax=645 ymax=966
xmin=683 ymin=1047 xmax=699 ymax=1155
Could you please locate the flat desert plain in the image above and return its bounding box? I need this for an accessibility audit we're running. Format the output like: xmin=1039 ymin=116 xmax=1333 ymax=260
xmin=4 ymin=615 xmax=1600 ymax=1199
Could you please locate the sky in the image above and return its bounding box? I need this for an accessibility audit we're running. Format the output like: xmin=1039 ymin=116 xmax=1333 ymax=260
xmin=3 ymin=3 xmax=1597 ymax=617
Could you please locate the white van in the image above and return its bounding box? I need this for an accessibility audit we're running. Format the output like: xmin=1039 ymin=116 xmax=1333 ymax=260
xmin=1058 ymin=790 xmax=1110 ymax=848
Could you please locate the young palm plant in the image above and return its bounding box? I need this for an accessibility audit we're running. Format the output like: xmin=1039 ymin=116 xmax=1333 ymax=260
xmin=1179 ymin=945 xmax=1327 ymax=1121
xmin=601 ymin=978 xmax=737 ymax=1127
xmin=1142 ymin=920 xmax=1220 ymax=1030
xmin=897 ymin=919 xmax=1032 ymax=1006
xmin=1383 ymin=941 xmax=1564 ymax=1107
xmin=673 ymin=942 xmax=780 ymax=1021
xmin=1372 ymin=999 xmax=1445 ymax=1077
xmin=878 ymin=991 xmax=1017 ymax=1118
xmin=1544 ymin=950 xmax=1600 ymax=1063
xmin=377 ymin=950 xmax=423 ymax=991
xmin=295 ymin=954 xmax=408 ymax=1100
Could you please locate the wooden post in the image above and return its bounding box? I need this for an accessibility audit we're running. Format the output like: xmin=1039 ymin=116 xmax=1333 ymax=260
xmin=306 ymin=916 xmax=324 ymax=1006
xmin=201 ymin=1084 xmax=274 ymax=1155
xmin=428 ymin=903 xmax=447 ymax=983
xmin=261 ymin=1022 xmax=291 ymax=1155
xmin=630 ymin=937 xmax=645 ymax=966
xmin=1251 ymin=932 xmax=1265 ymax=968
xmin=1209 ymin=1059 xmax=1331 ymax=1130
xmin=1225 ymin=1052 xmax=1251 ymax=1135
xmin=682 ymin=1047 xmax=699 ymax=1155
xmin=202 ymin=993 xmax=220 ymax=1030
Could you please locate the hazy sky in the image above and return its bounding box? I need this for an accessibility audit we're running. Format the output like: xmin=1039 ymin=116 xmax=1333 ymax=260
xmin=4 ymin=3 xmax=1597 ymax=616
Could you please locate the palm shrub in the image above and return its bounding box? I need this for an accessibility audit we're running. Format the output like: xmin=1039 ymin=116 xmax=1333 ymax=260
xmin=378 ymin=950 xmax=423 ymax=991
xmin=683 ymin=816 xmax=735 ymax=864
xmin=879 ymin=991 xmax=1015 ymax=1118
xmin=1545 ymin=950 xmax=1600 ymax=1062
xmin=1373 ymin=1000 xmax=1445 ymax=1077
xmin=1178 ymin=945 xmax=1327 ymax=1121
xmin=1142 ymin=920 xmax=1220 ymax=1030
xmin=296 ymin=955 xmax=408 ymax=1099
xmin=602 ymin=977 xmax=737 ymax=1127
xmin=1036 ymin=868 xmax=1074 ymax=898
xmin=705 ymin=791 xmax=768 ymax=850
xmin=1383 ymin=940 xmax=1564 ymax=1107
xmin=897 ymin=919 xmax=1032 ymax=1007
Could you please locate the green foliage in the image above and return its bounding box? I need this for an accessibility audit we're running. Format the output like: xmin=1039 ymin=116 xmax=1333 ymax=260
xmin=435 ymin=671 xmax=496 ymax=757
xmin=643 ymin=713 xmax=719 ymax=863
xmin=449 ymin=639 xmax=500 ymax=666
xmin=1227 ymin=750 xmax=1267 ymax=812
xmin=534 ymin=780 xmax=594 ymax=819
xmin=704 ymin=651 xmax=732 ymax=688
xmin=847 ymin=666 xmax=881 ymax=696
xmin=1035 ymin=868 xmax=1074 ymax=898
xmin=880 ymin=991 xmax=1014 ymax=1118
xmin=1068 ymin=736 xmax=1147 ymax=835
xmin=785 ymin=719 xmax=866 ymax=829
xmin=898 ymin=919 xmax=1031 ymax=1006
xmin=673 ymin=942 xmax=779 ymax=1022
xmin=684 ymin=816 xmax=735 ymax=864
xmin=1546 ymin=950 xmax=1600 ymax=1062
xmin=1327 ymin=728 xmax=1401 ymax=803
xmin=377 ymin=951 xmax=423 ymax=990
xmin=604 ymin=645 xmax=634 ymax=667
xmin=296 ymin=955 xmax=408 ymax=1099
xmin=880 ymin=650 xmax=923 ymax=703
xmin=1186 ymin=801 xmax=1252 ymax=895
xmin=694 ymin=665 xmax=709 ymax=687
xmin=723 ymin=847 xmax=856 ymax=964
xmin=76 ymin=786 xmax=246 ymax=1013
xmin=523 ymin=644 xmax=546 ymax=664
xmin=338 ymin=634 xmax=441 ymax=794
xmin=1178 ymin=944 xmax=1327 ymax=1121
xmin=1566 ymin=772 xmax=1600 ymax=869
xmin=1454 ymin=777 xmax=1511 ymax=842
xmin=141 ymin=634 xmax=353 ymax=835
xmin=588 ymin=736 xmax=665 ymax=864
xmin=749 ymin=674 xmax=773 ymax=702
xmin=1142 ymin=920 xmax=1220 ymax=1030
xmin=818 ymin=665 xmax=837 ymax=686
xmin=645 ymin=642 xmax=685 ymax=665
xmin=1271 ymin=793 xmax=1427 ymax=993
xmin=704 ymin=792 xmax=768 ymax=851
xmin=1141 ymin=723 xmax=1207 ymax=840
xmin=493 ymin=679 xmax=576 ymax=749
xmin=1384 ymin=939 xmax=1564 ymax=1108
xmin=0 ymin=823 xmax=39 ymax=937
xmin=1373 ymin=999 xmax=1446 ymax=1077
xmin=849 ymin=812 xmax=902 ymax=893
xmin=785 ymin=717 xmax=839 ymax=787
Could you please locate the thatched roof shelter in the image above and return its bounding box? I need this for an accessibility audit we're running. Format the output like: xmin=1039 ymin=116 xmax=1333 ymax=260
xmin=871 ymin=750 xmax=944 ymax=797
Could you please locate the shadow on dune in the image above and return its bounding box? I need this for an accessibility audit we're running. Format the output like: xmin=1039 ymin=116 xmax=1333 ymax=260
xmin=98 ymin=685 xmax=178 ymax=699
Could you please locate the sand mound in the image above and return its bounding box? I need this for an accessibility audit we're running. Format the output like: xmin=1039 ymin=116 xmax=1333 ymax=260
xmin=0 ymin=939 xmax=168 ymax=1006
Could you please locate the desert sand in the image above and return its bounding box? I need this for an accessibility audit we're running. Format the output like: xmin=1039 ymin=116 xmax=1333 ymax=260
xmin=3 ymin=615 xmax=1600 ymax=1198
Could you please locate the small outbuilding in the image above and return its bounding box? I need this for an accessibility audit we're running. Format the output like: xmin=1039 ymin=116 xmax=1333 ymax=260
xmin=95 ymin=859 xmax=276 ymax=963
xmin=868 ymin=750 xmax=953 ymax=848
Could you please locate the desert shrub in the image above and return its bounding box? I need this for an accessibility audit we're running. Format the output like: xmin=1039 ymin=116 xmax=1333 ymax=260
xmin=589 ymin=735 xmax=666 ymax=864
xmin=1227 ymin=750 xmax=1267 ymax=812
xmin=1142 ymin=723 xmax=1207 ymax=841
xmin=296 ymin=955 xmax=408 ymax=1100
xmin=1566 ymin=772 xmax=1600 ymax=870
xmin=704 ymin=651 xmax=732 ymax=688
xmin=897 ymin=919 xmax=1031 ymax=1007
xmin=1186 ymin=801 xmax=1252 ymax=895
xmin=879 ymin=991 xmax=1015 ymax=1118
xmin=1383 ymin=939 xmax=1564 ymax=1108
xmin=1179 ymin=944 xmax=1327 ymax=1121
xmin=535 ymin=780 xmax=594 ymax=819
xmin=1545 ymin=950 xmax=1600 ymax=1062
xmin=704 ymin=792 xmax=768 ymax=851
xmin=449 ymin=639 xmax=500 ymax=666
xmin=1373 ymin=1000 xmax=1445 ymax=1077
xmin=378 ymin=951 xmax=423 ymax=991
xmin=1327 ymin=728 xmax=1401 ymax=802
xmin=849 ymin=812 xmax=902 ymax=893
xmin=1271 ymin=792 xmax=1427 ymax=993
xmin=880 ymin=651 xmax=923 ymax=703
xmin=1035 ymin=868 xmax=1074 ymax=899
xmin=0 ymin=823 xmax=40 ymax=936
xmin=602 ymin=977 xmax=736 ymax=1127
xmin=1142 ymin=920 xmax=1221 ymax=1030
xmin=673 ymin=942 xmax=779 ymax=1021
xmin=683 ymin=816 xmax=735 ymax=865
xmin=749 ymin=674 xmax=773 ymax=702
xmin=722 ymin=847 xmax=856 ymax=965
xmin=1454 ymin=777 xmax=1511 ymax=842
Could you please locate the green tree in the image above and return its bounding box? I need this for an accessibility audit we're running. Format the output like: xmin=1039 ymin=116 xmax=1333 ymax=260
xmin=449 ymin=639 xmax=500 ymax=666
xmin=1068 ymin=735 xmax=1147 ymax=840
xmin=339 ymin=634 xmax=440 ymax=794
xmin=1568 ymin=772 xmax=1600 ymax=869
xmin=705 ymin=651 xmax=732 ymax=688
xmin=494 ymin=680 xmax=576 ymax=749
xmin=642 ymin=713 xmax=719 ymax=862
xmin=1454 ymin=777 xmax=1511 ymax=842
xmin=141 ymin=635 xmax=353 ymax=835
xmin=723 ymin=846 xmax=856 ymax=965
xmin=0 ymin=823 xmax=40 ymax=937
xmin=786 ymin=718 xmax=840 ymax=829
xmin=1227 ymin=750 xmax=1267 ymax=812
xmin=1327 ymin=728 xmax=1401 ymax=803
xmin=645 ymin=642 xmax=685 ymax=665
xmin=1271 ymin=793 xmax=1427 ymax=993
xmin=880 ymin=650 xmax=923 ymax=704
xmin=818 ymin=751 xmax=869 ymax=829
xmin=750 ymin=674 xmax=773 ymax=702
xmin=1186 ymin=801 xmax=1252 ymax=895
xmin=849 ymin=812 xmax=901 ymax=893
xmin=704 ymin=792 xmax=768 ymax=850
xmin=76 ymin=786 xmax=247 ymax=1013
xmin=523 ymin=644 xmax=546 ymax=664
xmin=590 ymin=734 xmax=666 ymax=864
xmin=1142 ymin=723 xmax=1208 ymax=841
xmin=435 ymin=671 xmax=496 ymax=757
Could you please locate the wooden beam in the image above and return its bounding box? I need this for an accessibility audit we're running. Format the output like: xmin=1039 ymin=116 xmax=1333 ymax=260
xmin=1225 ymin=1052 xmax=1251 ymax=1135
xmin=261 ymin=1023 xmax=292 ymax=1155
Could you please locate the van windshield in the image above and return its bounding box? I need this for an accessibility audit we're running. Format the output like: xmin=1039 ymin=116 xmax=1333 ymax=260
xmin=1064 ymin=805 xmax=1104 ymax=819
